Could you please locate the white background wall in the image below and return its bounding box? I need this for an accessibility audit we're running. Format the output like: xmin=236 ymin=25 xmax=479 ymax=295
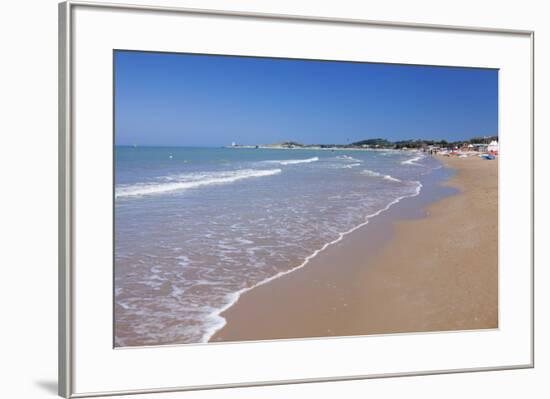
xmin=0 ymin=0 xmax=547 ymax=398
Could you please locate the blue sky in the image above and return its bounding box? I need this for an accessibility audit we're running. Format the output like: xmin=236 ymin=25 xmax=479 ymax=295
xmin=114 ymin=50 xmax=498 ymax=146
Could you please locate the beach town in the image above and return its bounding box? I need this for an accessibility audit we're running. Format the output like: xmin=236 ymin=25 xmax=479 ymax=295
xmin=228 ymin=136 xmax=499 ymax=158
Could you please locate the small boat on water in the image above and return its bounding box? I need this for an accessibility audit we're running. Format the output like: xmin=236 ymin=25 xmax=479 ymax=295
xmin=480 ymin=154 xmax=496 ymax=160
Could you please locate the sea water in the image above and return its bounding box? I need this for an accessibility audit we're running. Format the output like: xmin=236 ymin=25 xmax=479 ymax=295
xmin=114 ymin=146 xmax=441 ymax=346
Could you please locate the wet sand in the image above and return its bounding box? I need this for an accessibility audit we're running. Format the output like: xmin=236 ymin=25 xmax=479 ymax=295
xmin=210 ymin=156 xmax=498 ymax=343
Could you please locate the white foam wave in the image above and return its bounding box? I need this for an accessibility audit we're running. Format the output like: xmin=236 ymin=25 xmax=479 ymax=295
xmin=337 ymin=155 xmax=362 ymax=162
xmin=401 ymin=154 xmax=424 ymax=166
xmin=264 ymin=157 xmax=319 ymax=165
xmin=343 ymin=163 xmax=361 ymax=169
xmin=384 ymin=175 xmax=402 ymax=183
xmin=201 ymin=180 xmax=423 ymax=343
xmin=361 ymin=169 xmax=401 ymax=183
xmin=177 ymin=255 xmax=191 ymax=267
xmin=116 ymin=168 xmax=282 ymax=198
xmin=361 ymin=169 xmax=383 ymax=177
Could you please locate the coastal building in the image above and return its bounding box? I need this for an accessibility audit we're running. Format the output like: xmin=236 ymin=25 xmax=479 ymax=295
xmin=459 ymin=143 xmax=475 ymax=152
xmin=487 ymin=140 xmax=499 ymax=153
xmin=473 ymin=143 xmax=488 ymax=152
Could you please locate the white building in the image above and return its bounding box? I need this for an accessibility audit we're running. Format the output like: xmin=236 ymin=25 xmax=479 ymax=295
xmin=487 ymin=140 xmax=499 ymax=153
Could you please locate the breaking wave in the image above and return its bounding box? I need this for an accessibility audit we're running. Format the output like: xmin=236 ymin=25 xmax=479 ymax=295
xmin=116 ymin=168 xmax=282 ymax=198
xmin=401 ymin=155 xmax=424 ymax=166
xmin=361 ymin=169 xmax=401 ymax=182
xmin=264 ymin=157 xmax=319 ymax=165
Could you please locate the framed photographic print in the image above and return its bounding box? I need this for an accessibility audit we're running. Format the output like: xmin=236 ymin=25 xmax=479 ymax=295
xmin=59 ymin=1 xmax=534 ymax=397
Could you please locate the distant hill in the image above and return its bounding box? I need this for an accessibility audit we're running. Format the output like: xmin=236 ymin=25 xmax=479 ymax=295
xmin=252 ymin=135 xmax=498 ymax=150
xmin=262 ymin=141 xmax=304 ymax=148
xmin=351 ymin=138 xmax=393 ymax=147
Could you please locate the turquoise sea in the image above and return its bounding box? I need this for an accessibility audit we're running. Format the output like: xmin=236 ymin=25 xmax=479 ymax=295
xmin=114 ymin=146 xmax=441 ymax=346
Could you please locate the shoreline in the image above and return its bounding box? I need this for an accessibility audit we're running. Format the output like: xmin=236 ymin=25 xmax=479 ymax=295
xmin=202 ymin=176 xmax=427 ymax=343
xmin=209 ymin=155 xmax=497 ymax=343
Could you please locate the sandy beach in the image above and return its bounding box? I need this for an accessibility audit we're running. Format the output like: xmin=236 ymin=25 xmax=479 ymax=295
xmin=210 ymin=155 xmax=498 ymax=343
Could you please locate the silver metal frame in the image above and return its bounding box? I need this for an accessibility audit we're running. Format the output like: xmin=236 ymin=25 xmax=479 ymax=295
xmin=59 ymin=1 xmax=535 ymax=397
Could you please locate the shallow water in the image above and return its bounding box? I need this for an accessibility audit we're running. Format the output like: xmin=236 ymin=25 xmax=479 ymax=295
xmin=114 ymin=146 xmax=442 ymax=346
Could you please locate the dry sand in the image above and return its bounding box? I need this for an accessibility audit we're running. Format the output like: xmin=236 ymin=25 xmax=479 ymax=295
xmin=210 ymin=156 xmax=498 ymax=343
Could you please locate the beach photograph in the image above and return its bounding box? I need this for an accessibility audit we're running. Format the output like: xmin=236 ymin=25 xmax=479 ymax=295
xmin=114 ymin=50 xmax=498 ymax=347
